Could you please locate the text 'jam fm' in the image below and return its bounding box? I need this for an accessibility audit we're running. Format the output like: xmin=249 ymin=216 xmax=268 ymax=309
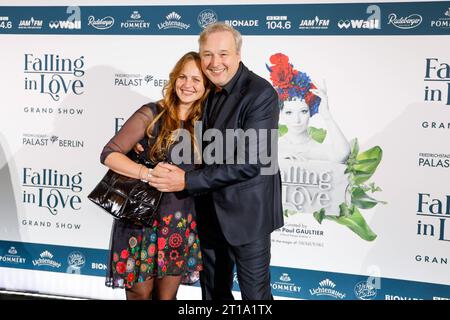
xmin=23 ymin=54 xmax=85 ymax=101
xmin=22 ymin=167 xmax=82 ymax=215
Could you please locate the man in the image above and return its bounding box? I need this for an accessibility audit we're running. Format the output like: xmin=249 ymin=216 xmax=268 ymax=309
xmin=149 ymin=22 xmax=283 ymax=300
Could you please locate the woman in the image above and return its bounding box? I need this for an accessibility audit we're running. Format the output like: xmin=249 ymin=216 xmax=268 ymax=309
xmin=279 ymin=85 xmax=351 ymax=163
xmin=100 ymin=52 xmax=210 ymax=300
xmin=267 ymin=52 xmax=350 ymax=163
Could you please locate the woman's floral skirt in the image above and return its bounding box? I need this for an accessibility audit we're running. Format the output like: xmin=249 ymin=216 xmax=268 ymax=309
xmin=105 ymin=208 xmax=202 ymax=289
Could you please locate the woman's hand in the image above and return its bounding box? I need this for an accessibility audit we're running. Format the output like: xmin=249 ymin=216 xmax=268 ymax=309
xmin=310 ymin=81 xmax=331 ymax=119
xmin=133 ymin=142 xmax=144 ymax=154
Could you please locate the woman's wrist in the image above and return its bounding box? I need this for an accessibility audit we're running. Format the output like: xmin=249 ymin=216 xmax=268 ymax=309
xmin=139 ymin=165 xmax=148 ymax=182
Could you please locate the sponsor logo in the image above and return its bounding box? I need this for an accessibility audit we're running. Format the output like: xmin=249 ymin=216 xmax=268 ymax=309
xmin=338 ymin=5 xmax=381 ymax=30
xmin=23 ymin=53 xmax=85 ymax=101
xmin=8 ymin=247 xmax=17 ymax=255
xmin=0 ymin=16 xmax=13 ymax=29
xmin=66 ymin=251 xmax=85 ymax=274
xmin=91 ymin=262 xmax=107 ymax=270
xmin=418 ymin=152 xmax=450 ymax=168
xmin=309 ymin=279 xmax=346 ymax=299
xmin=417 ymin=193 xmax=450 ymax=242
xmin=32 ymin=250 xmax=61 ymax=268
xmin=431 ymin=8 xmax=450 ymax=29
xmin=21 ymin=167 xmax=82 ymax=215
xmin=114 ymin=73 xmax=167 ymax=87
xmin=158 ymin=11 xmax=190 ymax=30
xmin=354 ymin=281 xmax=377 ymax=300
xmin=433 ymin=296 xmax=450 ymax=300
xmin=197 ymin=9 xmax=218 ymax=28
xmin=337 ymin=19 xmax=379 ymax=29
xmin=18 ymin=17 xmax=43 ymax=30
xmin=266 ymin=16 xmax=287 ymax=21
xmin=280 ymin=273 xmax=291 ymax=282
xmin=49 ymin=6 xmax=81 ymax=30
xmin=266 ymin=16 xmax=292 ymax=30
xmin=131 ymin=11 xmax=141 ymax=19
xmin=385 ymin=294 xmax=423 ymax=300
xmin=88 ymin=15 xmax=114 ymax=30
xmin=120 ymin=11 xmax=150 ymax=30
xmin=225 ymin=19 xmax=259 ymax=28
xmin=423 ymin=58 xmax=450 ymax=105
xmin=271 ymin=272 xmax=301 ymax=294
xmin=299 ymin=16 xmax=330 ymax=30
xmin=387 ymin=13 xmax=422 ymax=29
xmin=0 ymin=247 xmax=26 ymax=264
xmin=22 ymin=133 xmax=84 ymax=148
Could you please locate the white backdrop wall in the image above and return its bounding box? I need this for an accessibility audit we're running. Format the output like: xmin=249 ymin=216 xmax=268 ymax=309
xmin=1 ymin=1 xmax=450 ymax=300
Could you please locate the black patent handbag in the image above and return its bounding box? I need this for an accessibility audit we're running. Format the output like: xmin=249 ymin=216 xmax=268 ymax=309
xmin=88 ymin=107 xmax=164 ymax=226
xmin=87 ymin=151 xmax=163 ymax=226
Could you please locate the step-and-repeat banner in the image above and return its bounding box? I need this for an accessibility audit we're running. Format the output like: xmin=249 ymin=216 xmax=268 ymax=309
xmin=1 ymin=2 xmax=450 ymax=300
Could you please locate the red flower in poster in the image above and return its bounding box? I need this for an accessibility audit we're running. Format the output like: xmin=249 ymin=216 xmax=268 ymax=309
xmin=279 ymin=90 xmax=289 ymax=101
xmin=269 ymin=52 xmax=289 ymax=66
xmin=127 ymin=273 xmax=135 ymax=282
xmin=268 ymin=53 xmax=294 ymax=89
xmin=116 ymin=261 xmax=126 ymax=274
xmin=266 ymin=52 xmax=322 ymax=114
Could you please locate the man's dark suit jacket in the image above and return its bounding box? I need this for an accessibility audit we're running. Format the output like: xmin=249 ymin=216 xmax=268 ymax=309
xmin=185 ymin=62 xmax=284 ymax=246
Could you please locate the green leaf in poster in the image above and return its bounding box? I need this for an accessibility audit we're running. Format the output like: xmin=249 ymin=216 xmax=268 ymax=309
xmin=345 ymin=139 xmax=359 ymax=174
xmin=352 ymin=146 xmax=383 ymax=184
xmin=368 ymin=182 xmax=382 ymax=193
xmin=349 ymin=138 xmax=360 ymax=160
xmin=351 ymin=187 xmax=386 ymax=209
xmin=332 ymin=204 xmax=377 ymax=241
xmin=279 ymin=124 xmax=288 ymax=137
xmin=313 ymin=208 xmax=326 ymax=224
xmin=339 ymin=202 xmax=352 ymax=217
xmin=308 ymin=126 xmax=327 ymax=143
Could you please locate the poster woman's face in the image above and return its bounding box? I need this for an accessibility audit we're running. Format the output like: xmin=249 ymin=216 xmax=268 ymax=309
xmin=280 ymin=99 xmax=310 ymax=133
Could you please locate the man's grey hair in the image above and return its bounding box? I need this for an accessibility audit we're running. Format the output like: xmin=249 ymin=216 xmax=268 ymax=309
xmin=199 ymin=22 xmax=242 ymax=53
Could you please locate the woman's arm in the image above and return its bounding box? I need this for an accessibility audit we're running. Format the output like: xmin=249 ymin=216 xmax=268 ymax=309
xmin=100 ymin=104 xmax=155 ymax=181
xmin=310 ymin=86 xmax=351 ymax=163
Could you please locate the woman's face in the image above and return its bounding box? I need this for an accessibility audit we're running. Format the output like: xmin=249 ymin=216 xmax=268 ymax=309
xmin=280 ymin=99 xmax=310 ymax=133
xmin=175 ymin=59 xmax=206 ymax=108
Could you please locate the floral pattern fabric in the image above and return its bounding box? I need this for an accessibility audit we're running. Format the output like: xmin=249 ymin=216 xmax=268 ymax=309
xmin=105 ymin=192 xmax=202 ymax=289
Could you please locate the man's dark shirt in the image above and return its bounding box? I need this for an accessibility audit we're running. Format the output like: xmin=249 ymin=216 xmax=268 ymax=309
xmin=206 ymin=62 xmax=244 ymax=128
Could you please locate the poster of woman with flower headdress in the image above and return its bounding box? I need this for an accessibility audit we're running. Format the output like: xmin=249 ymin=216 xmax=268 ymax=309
xmin=267 ymin=53 xmax=383 ymax=242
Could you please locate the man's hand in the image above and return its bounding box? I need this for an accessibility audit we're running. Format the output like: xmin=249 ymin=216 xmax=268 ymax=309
xmin=148 ymin=163 xmax=186 ymax=192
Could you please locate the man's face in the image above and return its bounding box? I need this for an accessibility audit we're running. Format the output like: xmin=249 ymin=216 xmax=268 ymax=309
xmin=199 ymin=31 xmax=241 ymax=87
